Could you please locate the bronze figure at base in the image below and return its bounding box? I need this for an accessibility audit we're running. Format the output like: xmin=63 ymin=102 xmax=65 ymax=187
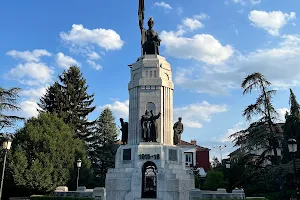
xmin=173 ymin=117 xmax=184 ymax=145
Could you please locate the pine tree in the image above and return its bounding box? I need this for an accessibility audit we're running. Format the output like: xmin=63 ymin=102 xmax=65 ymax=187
xmin=231 ymin=72 xmax=280 ymax=165
xmin=38 ymin=66 xmax=96 ymax=138
xmin=0 ymin=87 xmax=24 ymax=133
xmin=38 ymin=82 xmax=63 ymax=114
xmin=88 ymin=108 xmax=118 ymax=186
xmin=283 ymin=89 xmax=300 ymax=162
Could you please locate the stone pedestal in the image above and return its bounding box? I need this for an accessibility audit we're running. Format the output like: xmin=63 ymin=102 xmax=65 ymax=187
xmin=128 ymin=55 xmax=174 ymax=145
xmin=105 ymin=143 xmax=194 ymax=200
xmin=105 ymin=55 xmax=194 ymax=200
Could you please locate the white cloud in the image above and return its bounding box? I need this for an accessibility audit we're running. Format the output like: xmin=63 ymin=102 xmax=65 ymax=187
xmin=161 ymin=31 xmax=234 ymax=64
xmin=7 ymin=62 xmax=53 ymax=85
xmin=221 ymin=121 xmax=248 ymax=142
xmin=181 ymin=18 xmax=204 ymax=31
xmin=20 ymin=86 xmax=47 ymax=101
xmin=6 ymin=49 xmax=51 ymax=62
xmin=277 ymin=108 xmax=289 ymax=122
xmin=87 ymin=51 xmax=101 ymax=60
xmin=98 ymin=100 xmax=129 ymax=121
xmin=60 ymin=24 xmax=124 ymax=51
xmin=177 ymin=7 xmax=183 ymax=16
xmin=56 ymin=52 xmax=80 ymax=69
xmin=154 ymin=2 xmax=172 ymax=10
xmin=249 ymin=10 xmax=296 ymax=36
xmin=87 ymin=60 xmax=102 ymax=71
xmin=193 ymin=13 xmax=210 ymax=20
xmin=174 ymin=34 xmax=300 ymax=95
xmin=19 ymin=100 xmax=39 ymax=118
xmin=174 ymin=101 xmax=229 ymax=128
xmin=176 ymin=13 xmax=209 ymax=34
xmin=233 ymin=0 xmax=262 ymax=5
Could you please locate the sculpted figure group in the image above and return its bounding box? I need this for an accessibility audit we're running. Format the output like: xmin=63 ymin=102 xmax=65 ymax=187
xmin=119 ymin=110 xmax=184 ymax=145
xmin=141 ymin=110 xmax=161 ymax=142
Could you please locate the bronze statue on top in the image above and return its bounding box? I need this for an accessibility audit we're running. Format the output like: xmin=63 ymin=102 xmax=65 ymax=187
xmin=173 ymin=117 xmax=184 ymax=145
xmin=141 ymin=110 xmax=161 ymax=142
xmin=138 ymin=0 xmax=161 ymax=55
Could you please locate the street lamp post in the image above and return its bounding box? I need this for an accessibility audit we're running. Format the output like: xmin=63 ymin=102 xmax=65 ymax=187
xmin=76 ymin=158 xmax=82 ymax=190
xmin=0 ymin=138 xmax=12 ymax=200
xmin=214 ymin=145 xmax=227 ymax=163
xmin=225 ymin=161 xmax=231 ymax=191
xmin=288 ymin=138 xmax=299 ymax=200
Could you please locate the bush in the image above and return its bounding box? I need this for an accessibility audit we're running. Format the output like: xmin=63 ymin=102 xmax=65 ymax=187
xmin=30 ymin=196 xmax=94 ymax=200
xmin=202 ymin=171 xmax=226 ymax=191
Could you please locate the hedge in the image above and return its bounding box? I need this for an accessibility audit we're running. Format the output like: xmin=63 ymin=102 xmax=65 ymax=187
xmin=30 ymin=196 xmax=94 ymax=200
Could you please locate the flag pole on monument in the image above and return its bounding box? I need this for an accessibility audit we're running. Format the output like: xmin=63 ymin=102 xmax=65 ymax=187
xmin=138 ymin=0 xmax=145 ymax=56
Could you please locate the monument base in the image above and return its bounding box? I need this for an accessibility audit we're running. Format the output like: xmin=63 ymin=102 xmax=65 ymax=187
xmin=105 ymin=143 xmax=194 ymax=200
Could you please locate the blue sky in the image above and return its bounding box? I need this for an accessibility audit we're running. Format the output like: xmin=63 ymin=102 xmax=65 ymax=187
xmin=1 ymin=0 xmax=300 ymax=160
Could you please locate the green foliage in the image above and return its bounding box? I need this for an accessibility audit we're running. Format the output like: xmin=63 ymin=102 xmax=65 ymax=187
xmin=87 ymin=108 xmax=118 ymax=186
xmin=282 ymin=89 xmax=300 ymax=162
xmin=231 ymin=72 xmax=280 ymax=165
xmin=202 ymin=171 xmax=226 ymax=191
xmin=0 ymin=87 xmax=24 ymax=133
xmin=9 ymin=113 xmax=91 ymax=194
xmin=30 ymin=196 xmax=94 ymax=200
xmin=38 ymin=66 xmax=96 ymax=138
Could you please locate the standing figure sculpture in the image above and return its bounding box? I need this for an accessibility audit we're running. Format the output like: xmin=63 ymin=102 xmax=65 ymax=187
xmin=141 ymin=110 xmax=161 ymax=142
xmin=141 ymin=110 xmax=151 ymax=142
xmin=120 ymin=118 xmax=129 ymax=145
xmin=149 ymin=110 xmax=161 ymax=142
xmin=138 ymin=0 xmax=161 ymax=55
xmin=173 ymin=117 xmax=184 ymax=145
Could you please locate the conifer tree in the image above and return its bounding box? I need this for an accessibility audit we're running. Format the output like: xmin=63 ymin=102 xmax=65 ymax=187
xmin=231 ymin=72 xmax=280 ymax=165
xmin=283 ymin=89 xmax=300 ymax=162
xmin=38 ymin=66 xmax=96 ymax=138
xmin=88 ymin=108 xmax=118 ymax=186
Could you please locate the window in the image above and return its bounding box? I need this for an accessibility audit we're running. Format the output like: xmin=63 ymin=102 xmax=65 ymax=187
xmin=185 ymin=153 xmax=193 ymax=167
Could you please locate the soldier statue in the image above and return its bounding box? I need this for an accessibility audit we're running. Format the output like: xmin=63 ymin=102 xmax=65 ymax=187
xmin=173 ymin=117 xmax=184 ymax=145
xmin=141 ymin=110 xmax=161 ymax=142
xmin=120 ymin=118 xmax=128 ymax=145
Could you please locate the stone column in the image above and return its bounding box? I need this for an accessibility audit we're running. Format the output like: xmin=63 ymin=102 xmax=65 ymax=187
xmin=128 ymin=55 xmax=174 ymax=145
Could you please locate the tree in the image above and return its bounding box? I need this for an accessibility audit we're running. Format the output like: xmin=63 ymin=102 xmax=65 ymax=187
xmin=87 ymin=108 xmax=118 ymax=186
xmin=231 ymin=72 xmax=280 ymax=165
xmin=283 ymin=89 xmax=300 ymax=162
xmin=0 ymin=87 xmax=24 ymax=133
xmin=38 ymin=82 xmax=64 ymax=114
xmin=202 ymin=171 xmax=226 ymax=191
xmin=38 ymin=66 xmax=96 ymax=138
xmin=9 ymin=113 xmax=91 ymax=194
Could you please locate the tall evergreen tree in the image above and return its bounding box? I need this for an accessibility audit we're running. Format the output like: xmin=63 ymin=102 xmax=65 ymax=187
xmin=0 ymin=87 xmax=24 ymax=133
xmin=38 ymin=66 xmax=96 ymax=138
xmin=88 ymin=108 xmax=118 ymax=186
xmin=231 ymin=72 xmax=280 ymax=165
xmin=283 ymin=89 xmax=300 ymax=162
xmin=38 ymin=82 xmax=63 ymax=114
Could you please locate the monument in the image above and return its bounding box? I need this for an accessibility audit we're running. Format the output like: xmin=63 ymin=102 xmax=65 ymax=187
xmin=105 ymin=1 xmax=195 ymax=199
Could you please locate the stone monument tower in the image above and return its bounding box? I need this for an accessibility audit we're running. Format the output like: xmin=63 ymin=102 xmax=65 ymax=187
xmin=105 ymin=1 xmax=194 ymax=199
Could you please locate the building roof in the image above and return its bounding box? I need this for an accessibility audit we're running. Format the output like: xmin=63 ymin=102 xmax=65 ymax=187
xmin=180 ymin=140 xmax=210 ymax=151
